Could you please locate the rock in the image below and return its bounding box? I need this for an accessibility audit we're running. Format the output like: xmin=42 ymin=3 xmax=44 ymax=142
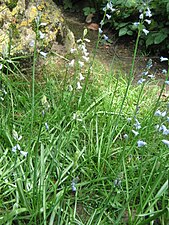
xmin=0 ymin=0 xmax=75 ymax=57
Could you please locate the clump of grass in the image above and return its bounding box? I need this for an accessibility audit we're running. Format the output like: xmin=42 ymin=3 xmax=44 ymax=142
xmin=0 ymin=2 xmax=169 ymax=225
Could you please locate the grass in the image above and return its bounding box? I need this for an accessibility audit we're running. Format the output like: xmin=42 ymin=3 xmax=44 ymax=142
xmin=0 ymin=21 xmax=169 ymax=225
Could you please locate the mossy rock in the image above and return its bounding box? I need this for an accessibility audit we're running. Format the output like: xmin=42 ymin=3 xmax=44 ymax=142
xmin=0 ymin=0 xmax=75 ymax=57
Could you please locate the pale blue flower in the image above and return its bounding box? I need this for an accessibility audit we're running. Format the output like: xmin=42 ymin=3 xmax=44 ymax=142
xmin=160 ymin=57 xmax=168 ymax=62
xmin=78 ymin=61 xmax=84 ymax=67
xmin=154 ymin=110 xmax=167 ymax=117
xmin=167 ymin=117 xmax=169 ymax=122
xmin=45 ymin=122 xmax=49 ymax=131
xmin=162 ymin=140 xmax=169 ymax=148
xmin=29 ymin=40 xmax=35 ymax=47
xmin=145 ymin=7 xmax=152 ymax=17
xmin=165 ymin=81 xmax=169 ymax=85
xmin=77 ymin=81 xmax=82 ymax=90
xmin=137 ymin=78 xmax=146 ymax=85
xmin=79 ymin=73 xmax=85 ymax=81
xmin=137 ymin=140 xmax=147 ymax=147
xmin=69 ymin=59 xmax=75 ymax=67
xmin=99 ymin=28 xmax=103 ymax=34
xmin=39 ymin=31 xmax=45 ymax=39
xmin=142 ymin=71 xmax=148 ymax=76
xmin=148 ymin=74 xmax=155 ymax=79
xmin=123 ymin=134 xmax=128 ymax=139
xmin=134 ymin=118 xmax=141 ymax=130
xmin=103 ymin=34 xmax=109 ymax=41
xmin=133 ymin=22 xmax=140 ymax=27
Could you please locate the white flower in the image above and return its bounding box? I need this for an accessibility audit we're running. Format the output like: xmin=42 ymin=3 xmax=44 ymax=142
xmin=45 ymin=122 xmax=49 ymax=131
xmin=165 ymin=81 xmax=169 ymax=85
xmin=68 ymin=85 xmax=73 ymax=91
xmin=106 ymin=14 xmax=111 ymax=20
xmin=148 ymin=74 xmax=155 ymax=79
xmin=134 ymin=119 xmax=141 ymax=130
xmin=82 ymin=56 xmax=89 ymax=62
xmin=146 ymin=7 xmax=152 ymax=17
xmin=145 ymin=19 xmax=151 ymax=24
xmin=132 ymin=130 xmax=139 ymax=136
xmin=0 ymin=64 xmax=2 ymax=69
xmin=40 ymin=22 xmax=47 ymax=26
xmin=139 ymin=13 xmax=144 ymax=19
xmin=39 ymin=31 xmax=45 ymax=39
xmin=70 ymin=48 xmax=77 ymax=54
xmin=12 ymin=145 xmax=17 ymax=152
xmin=16 ymin=144 xmax=21 ymax=151
xmin=137 ymin=140 xmax=147 ymax=147
xmin=40 ymin=51 xmax=48 ymax=58
xmin=77 ymin=81 xmax=82 ymax=90
xmin=20 ymin=151 xmax=28 ymax=157
xmin=127 ymin=117 xmax=132 ymax=122
xmin=160 ymin=57 xmax=168 ymax=62
xmin=68 ymin=59 xmax=75 ymax=67
xmin=123 ymin=134 xmax=128 ymax=139
xmin=162 ymin=140 xmax=169 ymax=148
xmin=84 ymin=38 xmax=90 ymax=43
xmin=79 ymin=73 xmax=85 ymax=81
xmin=167 ymin=117 xmax=169 ymax=122
xmin=137 ymin=78 xmax=146 ymax=85
xmin=142 ymin=71 xmax=148 ymax=76
xmin=162 ymin=69 xmax=167 ymax=74
xmin=78 ymin=61 xmax=84 ymax=67
xmin=99 ymin=28 xmax=103 ymax=34
xmin=143 ymin=29 xmax=149 ymax=35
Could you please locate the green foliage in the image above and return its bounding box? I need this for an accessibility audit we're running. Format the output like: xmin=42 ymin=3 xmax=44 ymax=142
xmin=83 ymin=7 xmax=96 ymax=16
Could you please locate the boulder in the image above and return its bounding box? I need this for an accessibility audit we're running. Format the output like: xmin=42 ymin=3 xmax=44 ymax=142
xmin=0 ymin=0 xmax=75 ymax=57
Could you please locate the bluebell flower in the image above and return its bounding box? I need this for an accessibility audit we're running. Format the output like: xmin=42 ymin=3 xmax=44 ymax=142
xmin=134 ymin=118 xmax=141 ymax=130
xmin=165 ymin=81 xmax=169 ymax=85
xmin=123 ymin=134 xmax=128 ymax=139
xmin=145 ymin=7 xmax=152 ymax=17
xmin=106 ymin=14 xmax=111 ymax=20
xmin=103 ymin=34 xmax=109 ymax=41
xmin=45 ymin=122 xmax=49 ymax=131
xmin=137 ymin=140 xmax=147 ymax=147
xmin=40 ymin=51 xmax=48 ymax=58
xmin=133 ymin=22 xmax=140 ymax=27
xmin=160 ymin=57 xmax=168 ymax=62
xmin=162 ymin=140 xmax=169 ymax=148
xmin=137 ymin=78 xmax=146 ymax=85
xmin=143 ymin=29 xmax=149 ymax=35
xmin=132 ymin=130 xmax=139 ymax=136
xmin=162 ymin=69 xmax=167 ymax=74
xmin=99 ymin=28 xmax=103 ymax=34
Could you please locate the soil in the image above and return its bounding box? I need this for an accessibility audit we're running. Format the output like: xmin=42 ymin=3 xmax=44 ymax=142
xmin=62 ymin=9 xmax=169 ymax=92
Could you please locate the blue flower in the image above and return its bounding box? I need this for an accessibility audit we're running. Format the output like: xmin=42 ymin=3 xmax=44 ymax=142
xmin=137 ymin=140 xmax=147 ymax=147
xmin=162 ymin=140 xmax=169 ymax=148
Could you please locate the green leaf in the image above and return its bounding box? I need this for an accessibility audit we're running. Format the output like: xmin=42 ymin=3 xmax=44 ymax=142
xmin=146 ymin=35 xmax=154 ymax=47
xmin=167 ymin=2 xmax=169 ymax=12
xmin=154 ymin=33 xmax=168 ymax=44
xmin=119 ymin=27 xmax=128 ymax=36
xmin=127 ymin=30 xmax=133 ymax=35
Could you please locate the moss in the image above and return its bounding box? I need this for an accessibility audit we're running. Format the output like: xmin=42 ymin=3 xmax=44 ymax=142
xmin=5 ymin=0 xmax=19 ymax=11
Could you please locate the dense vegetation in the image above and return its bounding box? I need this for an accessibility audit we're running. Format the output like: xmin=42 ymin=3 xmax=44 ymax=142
xmin=0 ymin=0 xmax=169 ymax=224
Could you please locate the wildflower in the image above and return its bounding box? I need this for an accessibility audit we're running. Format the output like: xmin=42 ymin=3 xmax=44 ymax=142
xmin=143 ymin=29 xmax=149 ymax=35
xmin=100 ymin=20 xmax=104 ymax=26
xmin=165 ymin=81 xmax=169 ymax=85
xmin=106 ymin=14 xmax=111 ymax=20
xmin=162 ymin=69 xmax=167 ymax=74
xmin=20 ymin=151 xmax=28 ymax=157
xmin=160 ymin=57 xmax=168 ymax=62
xmin=133 ymin=22 xmax=140 ymax=27
xmin=114 ymin=178 xmax=121 ymax=187
xmin=12 ymin=145 xmax=17 ymax=153
xmin=127 ymin=117 xmax=132 ymax=122
xmin=99 ymin=28 xmax=103 ymax=34
xmin=103 ymin=34 xmax=109 ymax=41
xmin=142 ymin=71 xmax=148 ymax=76
xmin=137 ymin=78 xmax=146 ymax=84
xmin=71 ymin=177 xmax=79 ymax=192
xmin=82 ymin=56 xmax=89 ymax=62
xmin=29 ymin=40 xmax=35 ymax=47
xmin=39 ymin=31 xmax=45 ymax=39
xmin=145 ymin=19 xmax=151 ymax=24
xmin=45 ymin=122 xmax=49 ymax=131
xmin=134 ymin=119 xmax=141 ymax=130
xmin=79 ymin=73 xmax=85 ymax=81
xmin=123 ymin=134 xmax=128 ymax=139
xmin=139 ymin=13 xmax=144 ymax=19
xmin=77 ymin=82 xmax=82 ymax=90
xmin=132 ymin=130 xmax=139 ymax=136
xmin=84 ymin=38 xmax=90 ymax=43
xmin=137 ymin=140 xmax=147 ymax=147
xmin=78 ymin=61 xmax=84 ymax=67
xmin=68 ymin=59 xmax=75 ymax=67
xmin=68 ymin=85 xmax=73 ymax=91
xmin=148 ymin=74 xmax=155 ymax=79
xmin=40 ymin=51 xmax=48 ymax=58
xmin=40 ymin=22 xmax=47 ymax=26
xmin=77 ymin=39 xmax=82 ymax=43
xmin=0 ymin=64 xmax=2 ymax=69
xmin=145 ymin=7 xmax=152 ymax=17
xmin=167 ymin=117 xmax=169 ymax=122
xmin=162 ymin=140 xmax=169 ymax=148
xmin=70 ymin=48 xmax=77 ymax=54
xmin=154 ymin=110 xmax=167 ymax=117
